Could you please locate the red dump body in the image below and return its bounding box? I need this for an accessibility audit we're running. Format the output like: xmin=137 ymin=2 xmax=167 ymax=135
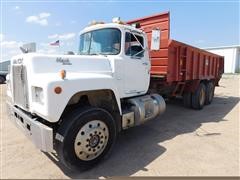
xmin=127 ymin=12 xmax=224 ymax=85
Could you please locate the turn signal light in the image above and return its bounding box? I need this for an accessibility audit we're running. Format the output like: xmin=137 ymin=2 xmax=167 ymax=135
xmin=60 ymin=69 xmax=66 ymax=79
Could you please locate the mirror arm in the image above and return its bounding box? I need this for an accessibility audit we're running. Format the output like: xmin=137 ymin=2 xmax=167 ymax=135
xmin=130 ymin=31 xmax=144 ymax=49
xmin=131 ymin=49 xmax=145 ymax=58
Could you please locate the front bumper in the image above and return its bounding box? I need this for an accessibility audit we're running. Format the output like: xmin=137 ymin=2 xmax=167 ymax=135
xmin=6 ymin=101 xmax=54 ymax=152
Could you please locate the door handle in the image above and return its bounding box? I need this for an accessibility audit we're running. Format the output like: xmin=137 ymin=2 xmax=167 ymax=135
xmin=142 ymin=62 xmax=149 ymax=66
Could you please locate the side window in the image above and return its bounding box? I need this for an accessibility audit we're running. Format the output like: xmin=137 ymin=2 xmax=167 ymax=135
xmin=125 ymin=32 xmax=144 ymax=58
xmin=79 ymin=32 xmax=91 ymax=54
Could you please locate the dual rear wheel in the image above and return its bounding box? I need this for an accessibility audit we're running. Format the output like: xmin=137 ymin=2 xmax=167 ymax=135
xmin=183 ymin=81 xmax=215 ymax=110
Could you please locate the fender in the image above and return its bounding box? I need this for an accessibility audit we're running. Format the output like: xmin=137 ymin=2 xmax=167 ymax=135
xmin=31 ymin=73 xmax=122 ymax=123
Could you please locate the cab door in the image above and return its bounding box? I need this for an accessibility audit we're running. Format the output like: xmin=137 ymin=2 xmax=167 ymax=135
xmin=123 ymin=31 xmax=150 ymax=95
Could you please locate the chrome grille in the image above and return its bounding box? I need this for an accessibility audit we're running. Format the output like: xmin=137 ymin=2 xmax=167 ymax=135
xmin=12 ymin=65 xmax=29 ymax=109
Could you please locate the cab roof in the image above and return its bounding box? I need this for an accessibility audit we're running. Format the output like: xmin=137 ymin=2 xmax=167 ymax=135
xmin=80 ymin=23 xmax=144 ymax=35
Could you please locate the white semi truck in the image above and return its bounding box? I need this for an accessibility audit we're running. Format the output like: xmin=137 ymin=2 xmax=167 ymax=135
xmin=6 ymin=18 xmax=166 ymax=170
xmin=6 ymin=12 xmax=223 ymax=170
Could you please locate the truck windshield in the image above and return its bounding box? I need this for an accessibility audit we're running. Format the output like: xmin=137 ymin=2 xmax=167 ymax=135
xmin=79 ymin=28 xmax=121 ymax=55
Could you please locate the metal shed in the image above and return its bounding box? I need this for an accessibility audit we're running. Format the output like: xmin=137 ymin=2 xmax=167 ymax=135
xmin=205 ymin=45 xmax=240 ymax=73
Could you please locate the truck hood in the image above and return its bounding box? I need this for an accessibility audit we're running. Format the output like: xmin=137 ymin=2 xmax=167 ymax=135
xmin=11 ymin=53 xmax=113 ymax=76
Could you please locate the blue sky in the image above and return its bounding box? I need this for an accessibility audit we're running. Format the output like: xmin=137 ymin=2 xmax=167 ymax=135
xmin=0 ymin=0 xmax=239 ymax=60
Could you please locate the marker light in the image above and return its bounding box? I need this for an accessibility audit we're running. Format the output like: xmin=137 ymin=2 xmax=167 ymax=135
xmin=60 ymin=69 xmax=66 ymax=79
xmin=112 ymin=17 xmax=120 ymax=23
xmin=131 ymin=22 xmax=141 ymax=28
xmin=54 ymin=86 xmax=62 ymax=94
xmin=112 ymin=17 xmax=125 ymax=24
xmin=88 ymin=20 xmax=105 ymax=26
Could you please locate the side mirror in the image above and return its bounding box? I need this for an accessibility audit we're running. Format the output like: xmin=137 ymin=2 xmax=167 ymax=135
xmin=150 ymin=29 xmax=161 ymax=51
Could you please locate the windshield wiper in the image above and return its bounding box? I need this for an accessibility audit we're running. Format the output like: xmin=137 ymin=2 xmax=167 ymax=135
xmin=80 ymin=52 xmax=113 ymax=56
xmin=89 ymin=53 xmax=107 ymax=57
xmin=79 ymin=52 xmax=88 ymax=55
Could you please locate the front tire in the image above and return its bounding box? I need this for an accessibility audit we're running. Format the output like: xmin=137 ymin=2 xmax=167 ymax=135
xmin=55 ymin=107 xmax=117 ymax=171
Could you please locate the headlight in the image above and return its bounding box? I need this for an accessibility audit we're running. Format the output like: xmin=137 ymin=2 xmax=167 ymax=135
xmin=6 ymin=74 xmax=11 ymax=91
xmin=33 ymin=87 xmax=44 ymax=104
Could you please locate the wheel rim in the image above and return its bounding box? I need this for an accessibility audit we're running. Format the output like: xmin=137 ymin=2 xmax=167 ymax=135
xmin=74 ymin=120 xmax=109 ymax=161
xmin=199 ymin=87 xmax=205 ymax=105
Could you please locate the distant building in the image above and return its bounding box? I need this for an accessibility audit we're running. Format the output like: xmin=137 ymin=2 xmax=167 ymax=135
xmin=205 ymin=45 xmax=240 ymax=73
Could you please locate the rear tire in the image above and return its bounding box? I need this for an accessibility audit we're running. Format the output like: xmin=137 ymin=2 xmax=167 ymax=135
xmin=191 ymin=83 xmax=206 ymax=110
xmin=205 ymin=82 xmax=215 ymax=105
xmin=55 ymin=107 xmax=117 ymax=171
xmin=183 ymin=92 xmax=192 ymax=108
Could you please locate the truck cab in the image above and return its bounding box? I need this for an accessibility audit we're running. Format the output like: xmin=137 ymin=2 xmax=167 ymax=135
xmin=6 ymin=19 xmax=166 ymax=170
xmin=79 ymin=22 xmax=150 ymax=96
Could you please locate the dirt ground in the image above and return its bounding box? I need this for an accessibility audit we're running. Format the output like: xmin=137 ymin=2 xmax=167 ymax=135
xmin=0 ymin=74 xmax=239 ymax=179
